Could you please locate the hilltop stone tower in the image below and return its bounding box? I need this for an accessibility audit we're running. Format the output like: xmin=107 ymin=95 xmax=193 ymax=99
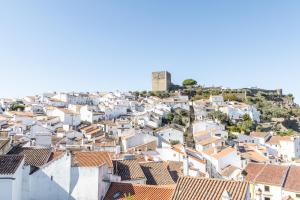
xmin=152 ymin=71 xmax=172 ymax=92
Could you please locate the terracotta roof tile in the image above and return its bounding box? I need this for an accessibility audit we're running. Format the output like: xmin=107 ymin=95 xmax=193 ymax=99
xmin=0 ymin=155 xmax=24 ymax=175
xmin=113 ymin=160 xmax=145 ymax=181
xmin=245 ymin=163 xmax=289 ymax=186
xmin=284 ymin=165 xmax=300 ymax=193
xmin=23 ymin=148 xmax=52 ymax=167
xmin=172 ymin=176 xmax=249 ymax=200
xmin=267 ymin=136 xmax=294 ymax=145
xmin=8 ymin=147 xmax=52 ymax=167
xmin=240 ymin=151 xmax=269 ymax=163
xmin=196 ymin=136 xmax=222 ymax=146
xmin=48 ymin=150 xmax=65 ymax=162
xmin=250 ymin=132 xmax=270 ymax=138
xmin=212 ymin=147 xmax=236 ymax=159
xmin=165 ymin=161 xmax=183 ymax=182
xmin=220 ymin=165 xmax=239 ymax=177
xmin=244 ymin=163 xmax=265 ymax=182
xmin=140 ymin=161 xmax=175 ymax=185
xmin=72 ymin=151 xmax=113 ymax=168
xmin=104 ymin=182 xmax=175 ymax=200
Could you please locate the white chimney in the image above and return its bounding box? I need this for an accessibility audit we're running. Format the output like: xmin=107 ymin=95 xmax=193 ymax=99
xmin=182 ymin=144 xmax=189 ymax=176
xmin=221 ymin=190 xmax=232 ymax=200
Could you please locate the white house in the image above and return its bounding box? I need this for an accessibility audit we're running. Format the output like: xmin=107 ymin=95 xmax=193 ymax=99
xmin=28 ymin=124 xmax=52 ymax=147
xmin=245 ymin=163 xmax=300 ymax=200
xmin=219 ymin=102 xmax=261 ymax=122
xmin=249 ymin=132 xmax=272 ymax=145
xmin=193 ymin=99 xmax=214 ymax=120
xmin=22 ymin=151 xmax=120 ymax=200
xmin=193 ymin=120 xmax=228 ymax=140
xmin=121 ymin=131 xmax=158 ymax=153
xmin=0 ymin=155 xmax=24 ymax=200
xmin=70 ymin=151 xmax=120 ymax=200
xmin=6 ymin=111 xmax=36 ymax=126
xmin=202 ymin=147 xmax=241 ymax=178
xmin=50 ymin=108 xmax=81 ymax=127
xmin=155 ymin=126 xmax=184 ymax=147
xmin=266 ymin=135 xmax=300 ymax=162
xmin=195 ymin=136 xmax=223 ymax=152
xmin=52 ymin=93 xmax=91 ymax=105
xmin=209 ymin=95 xmax=224 ymax=107
xmin=22 ymin=151 xmax=71 ymax=200
xmin=156 ymin=144 xmax=207 ymax=177
xmin=80 ymin=105 xmax=105 ymax=123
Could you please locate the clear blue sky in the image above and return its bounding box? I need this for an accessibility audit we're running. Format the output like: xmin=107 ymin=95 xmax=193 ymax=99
xmin=0 ymin=1 xmax=299 ymax=102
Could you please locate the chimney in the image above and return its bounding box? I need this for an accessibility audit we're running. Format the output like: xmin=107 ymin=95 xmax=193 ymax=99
xmin=182 ymin=143 xmax=189 ymax=176
xmin=214 ymin=147 xmax=219 ymax=154
xmin=221 ymin=190 xmax=232 ymax=200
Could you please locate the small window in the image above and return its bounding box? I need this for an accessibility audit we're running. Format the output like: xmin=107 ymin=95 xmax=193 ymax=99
xmin=264 ymin=185 xmax=270 ymax=192
xmin=50 ymin=176 xmax=53 ymax=181
xmin=264 ymin=198 xmax=270 ymax=200
xmin=296 ymin=194 xmax=300 ymax=198
xmin=113 ymin=192 xmax=121 ymax=199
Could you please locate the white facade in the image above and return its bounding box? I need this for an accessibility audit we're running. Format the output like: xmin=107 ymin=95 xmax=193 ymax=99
xmin=156 ymin=127 xmax=184 ymax=147
xmin=50 ymin=108 xmax=81 ymax=126
xmin=70 ymin=165 xmax=111 ymax=200
xmin=28 ymin=124 xmax=52 ymax=147
xmin=193 ymin=120 xmax=228 ymax=139
xmin=121 ymin=133 xmax=158 ymax=152
xmin=219 ymin=102 xmax=261 ymax=122
xmin=0 ymin=159 xmax=24 ymax=200
xmin=80 ymin=105 xmax=105 ymax=123
xmin=52 ymin=93 xmax=91 ymax=105
xmin=267 ymin=136 xmax=300 ymax=162
xmin=22 ymin=153 xmax=71 ymax=200
xmin=202 ymin=148 xmax=241 ymax=177
xmin=22 ymin=153 xmax=119 ymax=200
xmin=209 ymin=95 xmax=224 ymax=107
xmin=156 ymin=147 xmax=207 ymax=176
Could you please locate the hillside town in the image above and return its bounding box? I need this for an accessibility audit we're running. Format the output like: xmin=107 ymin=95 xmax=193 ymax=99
xmin=0 ymin=71 xmax=299 ymax=200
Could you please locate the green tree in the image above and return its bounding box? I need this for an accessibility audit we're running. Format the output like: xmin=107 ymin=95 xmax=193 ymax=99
xmin=9 ymin=102 xmax=25 ymax=111
xmin=223 ymin=93 xmax=240 ymax=102
xmin=165 ymin=112 xmax=174 ymax=123
xmin=242 ymin=114 xmax=251 ymax=122
xmin=173 ymin=115 xmax=184 ymax=126
xmin=170 ymin=140 xmax=180 ymax=145
xmin=208 ymin=111 xmax=228 ymax=123
xmin=182 ymin=79 xmax=197 ymax=86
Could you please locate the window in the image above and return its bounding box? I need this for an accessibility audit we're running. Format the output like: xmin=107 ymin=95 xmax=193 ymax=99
xmin=296 ymin=194 xmax=300 ymax=198
xmin=264 ymin=198 xmax=270 ymax=200
xmin=264 ymin=185 xmax=270 ymax=192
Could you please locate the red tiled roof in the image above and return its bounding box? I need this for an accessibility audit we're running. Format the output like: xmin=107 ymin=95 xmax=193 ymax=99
xmin=72 ymin=151 xmax=113 ymax=168
xmin=0 ymin=155 xmax=24 ymax=175
xmin=284 ymin=165 xmax=300 ymax=193
xmin=245 ymin=163 xmax=289 ymax=186
xmin=172 ymin=176 xmax=249 ymax=200
xmin=213 ymin=147 xmax=236 ymax=159
xmin=104 ymin=182 xmax=175 ymax=200
xmin=139 ymin=161 xmax=175 ymax=185
xmin=113 ymin=160 xmax=145 ymax=181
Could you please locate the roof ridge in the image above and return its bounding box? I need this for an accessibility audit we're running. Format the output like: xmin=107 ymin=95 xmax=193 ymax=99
xmin=281 ymin=165 xmax=291 ymax=188
xmin=253 ymin=163 xmax=267 ymax=183
xmin=179 ymin=176 xmax=246 ymax=183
